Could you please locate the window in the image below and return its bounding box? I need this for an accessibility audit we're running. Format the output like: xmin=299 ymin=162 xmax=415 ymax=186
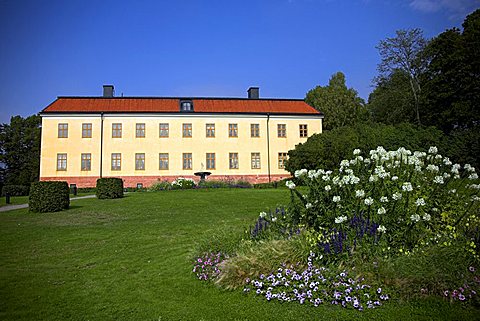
xmin=159 ymin=123 xmax=169 ymax=137
xmin=251 ymin=124 xmax=260 ymax=137
xmin=57 ymin=153 xmax=67 ymax=171
xmin=277 ymin=124 xmax=286 ymax=138
xmin=111 ymin=153 xmax=121 ymax=170
xmin=229 ymin=153 xmax=239 ymax=169
xmin=206 ymin=153 xmax=215 ymax=170
xmin=58 ymin=123 xmax=68 ymax=138
xmin=229 ymin=123 xmax=238 ymax=137
xmin=112 ymin=123 xmax=122 ymax=138
xmin=136 ymin=123 xmax=145 ymax=138
xmin=135 ymin=153 xmax=145 ymax=170
xmin=81 ymin=153 xmax=91 ymax=171
xmin=183 ymin=153 xmax=192 ymax=170
xmin=206 ymin=123 xmax=215 ymax=137
xmin=183 ymin=123 xmax=192 ymax=137
xmin=251 ymin=153 xmax=261 ymax=169
xmin=136 ymin=183 xmax=143 ymax=189
xmin=278 ymin=153 xmax=288 ymax=169
xmin=180 ymin=100 xmax=193 ymax=111
xmin=82 ymin=123 xmax=92 ymax=138
xmin=159 ymin=153 xmax=169 ymax=170
xmin=300 ymin=124 xmax=308 ymax=138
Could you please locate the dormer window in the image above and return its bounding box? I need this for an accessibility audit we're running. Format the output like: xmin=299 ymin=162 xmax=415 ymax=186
xmin=180 ymin=99 xmax=193 ymax=112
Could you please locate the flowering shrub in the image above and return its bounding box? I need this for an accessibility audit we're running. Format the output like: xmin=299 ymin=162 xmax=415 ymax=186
xmin=284 ymin=146 xmax=480 ymax=259
xmin=243 ymin=252 xmax=389 ymax=310
xmin=171 ymin=177 xmax=196 ymax=190
xmin=193 ymin=252 xmax=228 ymax=281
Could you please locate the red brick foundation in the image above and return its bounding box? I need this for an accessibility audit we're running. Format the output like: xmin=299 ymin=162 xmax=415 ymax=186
xmin=40 ymin=174 xmax=290 ymax=188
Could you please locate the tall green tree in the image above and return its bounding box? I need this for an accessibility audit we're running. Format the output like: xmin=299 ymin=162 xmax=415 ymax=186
xmin=375 ymin=29 xmax=428 ymax=125
xmin=305 ymin=72 xmax=367 ymax=131
xmin=0 ymin=115 xmax=41 ymax=186
xmin=421 ymin=9 xmax=480 ymax=132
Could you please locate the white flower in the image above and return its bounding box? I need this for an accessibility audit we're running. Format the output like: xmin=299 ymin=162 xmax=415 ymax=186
xmin=464 ymin=164 xmax=475 ymax=172
xmin=428 ymin=146 xmax=438 ymax=154
xmin=380 ymin=196 xmax=389 ymax=203
xmin=369 ymin=175 xmax=379 ymax=182
xmin=415 ymin=165 xmax=422 ymax=172
xmin=259 ymin=211 xmax=267 ymax=218
xmin=423 ymin=214 xmax=431 ymax=221
xmin=469 ymin=184 xmax=480 ymax=190
xmin=377 ymin=225 xmax=387 ymax=233
xmin=391 ymin=176 xmax=398 ymax=181
xmin=469 ymin=173 xmax=479 ymax=180
xmin=364 ymin=158 xmax=371 ymax=164
xmin=433 ymin=176 xmax=444 ymax=184
xmin=449 ymin=189 xmax=457 ymax=194
xmin=340 ymin=159 xmax=350 ymax=167
xmin=335 ymin=215 xmax=347 ymax=224
xmin=402 ymin=182 xmax=413 ymax=192
xmin=392 ymin=192 xmax=402 ymax=201
xmin=426 ymin=164 xmax=439 ymax=172
xmin=443 ymin=157 xmax=452 ymax=166
xmin=364 ymin=198 xmax=374 ymax=206
xmin=272 ymin=217 xmax=278 ymax=222
xmin=435 ymin=154 xmax=442 ymax=160
xmin=353 ymin=149 xmax=361 ymax=155
xmin=411 ymin=214 xmax=421 ymax=222
xmin=294 ymin=169 xmax=307 ymax=178
xmin=306 ymin=203 xmax=313 ymax=209
xmin=324 ymin=185 xmax=331 ymax=191
xmin=356 ymin=190 xmax=365 ymax=198
xmin=333 ymin=196 xmax=341 ymax=203
xmin=377 ymin=207 xmax=386 ymax=215
xmin=308 ymin=170 xmax=317 ymax=179
xmin=322 ymin=175 xmax=331 ymax=182
xmin=451 ymin=164 xmax=461 ymax=174
xmin=472 ymin=196 xmax=480 ymax=202
xmin=415 ymin=198 xmax=426 ymax=207
xmin=285 ymin=180 xmax=296 ymax=189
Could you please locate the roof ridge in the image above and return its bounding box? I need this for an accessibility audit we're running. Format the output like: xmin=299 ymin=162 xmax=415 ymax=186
xmin=55 ymin=96 xmax=305 ymax=101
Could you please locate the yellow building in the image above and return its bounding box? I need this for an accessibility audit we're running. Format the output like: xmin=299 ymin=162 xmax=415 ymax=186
xmin=40 ymin=86 xmax=323 ymax=187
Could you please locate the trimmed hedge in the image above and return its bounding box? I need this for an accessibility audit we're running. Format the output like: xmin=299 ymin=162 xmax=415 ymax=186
xmin=2 ymin=185 xmax=30 ymax=196
xmin=29 ymin=181 xmax=69 ymax=213
xmin=96 ymin=178 xmax=124 ymax=199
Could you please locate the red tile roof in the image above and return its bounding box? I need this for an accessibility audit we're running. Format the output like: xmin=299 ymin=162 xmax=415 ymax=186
xmin=42 ymin=97 xmax=322 ymax=115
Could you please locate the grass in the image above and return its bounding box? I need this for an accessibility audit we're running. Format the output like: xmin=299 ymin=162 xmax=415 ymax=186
xmin=0 ymin=189 xmax=479 ymax=320
xmin=0 ymin=193 xmax=94 ymax=207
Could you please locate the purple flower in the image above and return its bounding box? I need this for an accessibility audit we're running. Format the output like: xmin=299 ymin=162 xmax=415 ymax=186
xmin=459 ymin=294 xmax=466 ymax=301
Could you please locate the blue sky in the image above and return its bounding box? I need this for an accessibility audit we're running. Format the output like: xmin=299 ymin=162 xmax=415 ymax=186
xmin=0 ymin=0 xmax=478 ymax=123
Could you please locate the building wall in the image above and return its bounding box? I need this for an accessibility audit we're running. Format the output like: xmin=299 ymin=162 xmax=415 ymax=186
xmin=40 ymin=113 xmax=322 ymax=187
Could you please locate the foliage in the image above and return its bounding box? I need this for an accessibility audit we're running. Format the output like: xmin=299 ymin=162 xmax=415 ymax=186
xmin=2 ymin=185 xmax=30 ymax=196
xmin=285 ymin=122 xmax=446 ymax=173
xmin=28 ymin=181 xmax=69 ymax=213
xmin=285 ymin=146 xmax=480 ymax=261
xmin=96 ymin=178 xmax=124 ymax=199
xmin=446 ymin=126 xmax=480 ymax=170
xmin=305 ymin=72 xmax=368 ymax=131
xmin=198 ymin=179 xmax=252 ymax=189
xmin=368 ymin=70 xmax=416 ymax=124
xmin=0 ymin=115 xmax=41 ymax=187
xmin=421 ymin=9 xmax=480 ymax=132
xmin=243 ymin=252 xmax=390 ymax=311
xmin=148 ymin=180 xmax=172 ymax=191
xmin=171 ymin=177 xmax=196 ymax=190
xmin=375 ymin=29 xmax=428 ymax=125
xmin=76 ymin=187 xmax=97 ymax=194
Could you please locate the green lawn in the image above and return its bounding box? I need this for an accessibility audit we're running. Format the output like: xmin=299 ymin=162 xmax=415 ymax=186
xmin=0 ymin=193 xmax=94 ymax=207
xmin=0 ymin=189 xmax=478 ymax=320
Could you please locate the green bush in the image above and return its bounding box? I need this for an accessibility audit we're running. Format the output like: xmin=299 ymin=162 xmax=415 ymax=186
xmin=286 ymin=122 xmax=447 ymax=173
xmin=148 ymin=181 xmax=172 ymax=191
xmin=171 ymin=177 xmax=196 ymax=190
xmin=29 ymin=181 xmax=69 ymax=213
xmin=77 ymin=187 xmax=97 ymax=194
xmin=2 ymin=185 xmax=30 ymax=196
xmin=96 ymin=178 xmax=124 ymax=199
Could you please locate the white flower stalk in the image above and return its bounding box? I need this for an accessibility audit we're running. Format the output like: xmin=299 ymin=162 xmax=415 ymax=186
xmin=333 ymin=196 xmax=341 ymax=203
xmin=426 ymin=164 xmax=439 ymax=172
xmin=428 ymin=146 xmax=438 ymax=154
xmin=294 ymin=169 xmax=307 ymax=178
xmin=468 ymin=173 xmax=479 ymax=180
xmin=259 ymin=211 xmax=267 ymax=218
xmin=272 ymin=217 xmax=277 ymax=222
xmin=364 ymin=198 xmax=374 ymax=206
xmin=335 ymin=216 xmax=347 ymax=224
xmin=305 ymin=203 xmax=313 ymax=209
xmin=392 ymin=192 xmax=402 ymax=201
xmin=355 ymin=190 xmax=365 ymax=198
xmin=433 ymin=176 xmax=444 ymax=184
xmin=377 ymin=225 xmax=387 ymax=233
xmin=377 ymin=207 xmax=386 ymax=215
xmin=285 ymin=180 xmax=296 ymax=189
xmin=415 ymin=198 xmax=426 ymax=207
xmin=324 ymin=185 xmax=331 ymax=191
xmin=353 ymin=149 xmax=361 ymax=155
xmin=380 ymin=196 xmax=389 ymax=203
xmin=423 ymin=214 xmax=431 ymax=221
xmin=410 ymin=214 xmax=421 ymax=222
xmin=391 ymin=176 xmax=398 ymax=181
xmin=464 ymin=164 xmax=475 ymax=172
xmin=402 ymin=182 xmax=413 ymax=192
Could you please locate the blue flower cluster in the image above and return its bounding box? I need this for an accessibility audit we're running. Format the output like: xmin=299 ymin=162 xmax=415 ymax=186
xmin=243 ymin=253 xmax=389 ymax=311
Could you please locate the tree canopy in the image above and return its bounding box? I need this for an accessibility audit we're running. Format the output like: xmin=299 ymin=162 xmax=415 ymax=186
xmin=305 ymin=72 xmax=367 ymax=131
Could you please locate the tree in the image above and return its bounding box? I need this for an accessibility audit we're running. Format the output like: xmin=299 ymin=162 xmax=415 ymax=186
xmin=305 ymin=72 xmax=367 ymax=131
xmin=368 ymin=69 xmax=416 ymax=124
xmin=375 ymin=29 xmax=428 ymax=125
xmin=421 ymin=9 xmax=480 ymax=132
xmin=0 ymin=115 xmax=41 ymax=187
